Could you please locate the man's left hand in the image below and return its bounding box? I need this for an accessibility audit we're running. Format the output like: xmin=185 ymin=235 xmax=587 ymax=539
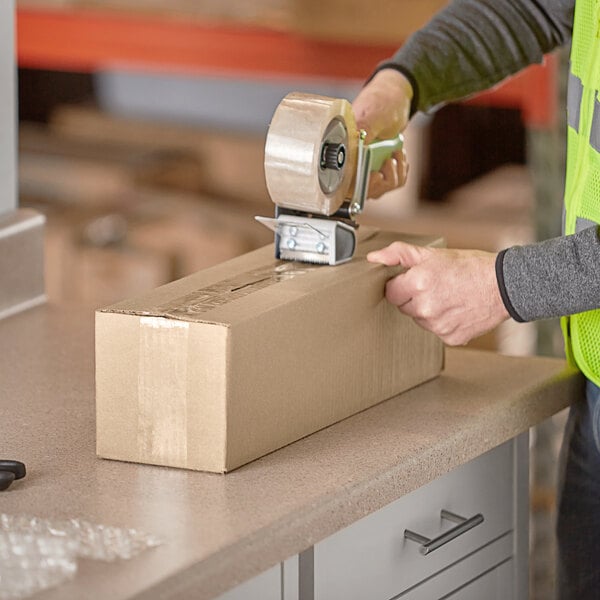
xmin=367 ymin=241 xmax=510 ymax=346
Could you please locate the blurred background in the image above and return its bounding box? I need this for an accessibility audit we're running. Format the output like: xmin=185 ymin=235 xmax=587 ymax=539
xmin=16 ymin=1 xmax=568 ymax=596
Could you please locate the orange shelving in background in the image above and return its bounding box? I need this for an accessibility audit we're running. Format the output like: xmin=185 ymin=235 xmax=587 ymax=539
xmin=16 ymin=8 xmax=401 ymax=80
xmin=16 ymin=6 xmax=558 ymax=128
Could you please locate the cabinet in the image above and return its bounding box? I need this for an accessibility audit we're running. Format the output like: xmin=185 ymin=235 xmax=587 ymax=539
xmin=213 ymin=435 xmax=527 ymax=600
xmin=216 ymin=557 xmax=299 ymax=600
xmin=301 ymin=435 xmax=527 ymax=600
xmin=215 ymin=566 xmax=281 ymax=600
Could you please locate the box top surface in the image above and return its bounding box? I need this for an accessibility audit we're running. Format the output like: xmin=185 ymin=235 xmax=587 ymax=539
xmin=99 ymin=228 xmax=443 ymax=326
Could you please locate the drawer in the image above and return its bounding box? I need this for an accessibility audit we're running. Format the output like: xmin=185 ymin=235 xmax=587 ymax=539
xmin=313 ymin=440 xmax=514 ymax=600
xmin=402 ymin=533 xmax=513 ymax=599
xmin=445 ymin=558 xmax=513 ymax=599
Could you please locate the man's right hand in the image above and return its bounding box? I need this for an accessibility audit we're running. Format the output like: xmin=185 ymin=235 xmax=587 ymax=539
xmin=352 ymin=69 xmax=414 ymax=198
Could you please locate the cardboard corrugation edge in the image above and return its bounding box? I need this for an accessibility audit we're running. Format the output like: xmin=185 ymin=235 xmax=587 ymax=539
xmin=185 ymin=320 xmax=230 ymax=472
xmin=96 ymin=311 xmax=140 ymax=464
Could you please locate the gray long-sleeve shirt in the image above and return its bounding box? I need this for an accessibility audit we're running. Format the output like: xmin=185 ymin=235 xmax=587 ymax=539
xmin=381 ymin=0 xmax=600 ymax=322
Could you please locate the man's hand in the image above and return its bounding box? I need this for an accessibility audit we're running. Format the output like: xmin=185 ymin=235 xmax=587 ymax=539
xmin=367 ymin=241 xmax=510 ymax=346
xmin=353 ymin=69 xmax=413 ymax=199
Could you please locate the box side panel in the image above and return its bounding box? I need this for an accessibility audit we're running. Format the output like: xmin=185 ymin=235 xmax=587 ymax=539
xmin=97 ymin=311 xmax=228 ymax=471
xmin=185 ymin=323 xmax=228 ymax=472
xmin=96 ymin=312 xmax=142 ymax=462
xmin=225 ymin=264 xmax=443 ymax=470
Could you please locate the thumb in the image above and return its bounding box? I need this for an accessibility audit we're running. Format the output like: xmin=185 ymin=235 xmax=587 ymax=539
xmin=366 ymin=241 xmax=429 ymax=268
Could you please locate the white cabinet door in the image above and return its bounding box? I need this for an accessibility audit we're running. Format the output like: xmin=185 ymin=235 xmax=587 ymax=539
xmin=216 ymin=565 xmax=281 ymax=600
xmin=214 ymin=556 xmax=300 ymax=600
xmin=283 ymin=556 xmax=300 ymax=600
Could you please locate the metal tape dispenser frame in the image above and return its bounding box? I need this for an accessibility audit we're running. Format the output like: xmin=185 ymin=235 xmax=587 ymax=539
xmin=256 ymin=92 xmax=403 ymax=266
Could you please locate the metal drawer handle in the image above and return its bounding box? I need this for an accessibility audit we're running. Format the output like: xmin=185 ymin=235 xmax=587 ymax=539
xmin=404 ymin=509 xmax=484 ymax=556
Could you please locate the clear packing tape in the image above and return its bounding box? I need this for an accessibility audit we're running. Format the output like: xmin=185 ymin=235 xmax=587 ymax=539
xmin=0 ymin=513 xmax=161 ymax=599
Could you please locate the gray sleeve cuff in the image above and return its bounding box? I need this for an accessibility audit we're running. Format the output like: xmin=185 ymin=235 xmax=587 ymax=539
xmin=495 ymin=249 xmax=525 ymax=322
xmin=500 ymin=226 xmax=600 ymax=322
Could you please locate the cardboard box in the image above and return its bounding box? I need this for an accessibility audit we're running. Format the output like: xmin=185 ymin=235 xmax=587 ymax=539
xmin=96 ymin=229 xmax=444 ymax=473
xmin=51 ymin=106 xmax=271 ymax=206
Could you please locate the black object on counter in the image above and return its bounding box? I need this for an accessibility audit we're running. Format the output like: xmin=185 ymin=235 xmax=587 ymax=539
xmin=0 ymin=460 xmax=26 ymax=491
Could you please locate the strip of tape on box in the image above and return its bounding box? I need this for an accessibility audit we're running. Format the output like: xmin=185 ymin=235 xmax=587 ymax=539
xmin=138 ymin=317 xmax=189 ymax=467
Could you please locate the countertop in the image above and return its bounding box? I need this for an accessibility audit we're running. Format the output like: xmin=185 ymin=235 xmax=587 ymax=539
xmin=0 ymin=304 xmax=584 ymax=599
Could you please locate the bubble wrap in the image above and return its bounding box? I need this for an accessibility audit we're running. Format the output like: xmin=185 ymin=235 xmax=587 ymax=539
xmin=0 ymin=513 xmax=161 ymax=599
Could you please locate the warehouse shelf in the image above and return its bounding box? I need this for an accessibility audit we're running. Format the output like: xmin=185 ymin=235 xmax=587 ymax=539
xmin=16 ymin=6 xmax=557 ymax=127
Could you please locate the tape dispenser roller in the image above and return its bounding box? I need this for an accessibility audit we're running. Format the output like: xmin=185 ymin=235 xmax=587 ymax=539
xmin=256 ymin=92 xmax=403 ymax=265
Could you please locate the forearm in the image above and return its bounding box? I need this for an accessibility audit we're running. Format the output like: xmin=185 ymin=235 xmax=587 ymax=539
xmin=497 ymin=226 xmax=600 ymax=321
xmin=379 ymin=0 xmax=573 ymax=113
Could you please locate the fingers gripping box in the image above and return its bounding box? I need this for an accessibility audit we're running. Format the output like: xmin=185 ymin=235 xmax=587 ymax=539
xmin=96 ymin=229 xmax=444 ymax=473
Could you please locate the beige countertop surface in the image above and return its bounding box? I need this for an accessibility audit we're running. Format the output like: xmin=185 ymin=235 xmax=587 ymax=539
xmin=0 ymin=304 xmax=584 ymax=599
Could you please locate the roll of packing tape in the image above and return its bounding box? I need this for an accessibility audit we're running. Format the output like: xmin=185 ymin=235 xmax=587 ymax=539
xmin=264 ymin=92 xmax=358 ymax=215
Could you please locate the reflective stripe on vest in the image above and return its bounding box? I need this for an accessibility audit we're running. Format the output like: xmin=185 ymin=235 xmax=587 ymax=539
xmin=577 ymin=217 xmax=598 ymax=232
xmin=590 ymin=96 xmax=600 ymax=152
xmin=567 ymin=69 xmax=583 ymax=132
xmin=562 ymin=0 xmax=600 ymax=386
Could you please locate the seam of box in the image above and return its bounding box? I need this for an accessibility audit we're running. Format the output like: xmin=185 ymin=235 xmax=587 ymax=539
xmin=223 ymin=326 xmax=231 ymax=471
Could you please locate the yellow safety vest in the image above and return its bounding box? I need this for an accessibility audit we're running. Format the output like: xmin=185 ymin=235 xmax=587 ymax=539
xmin=562 ymin=0 xmax=600 ymax=385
